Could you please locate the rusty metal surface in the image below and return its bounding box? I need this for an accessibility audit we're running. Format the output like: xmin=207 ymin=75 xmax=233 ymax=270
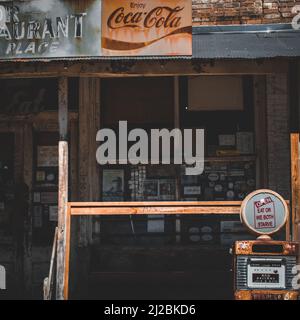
xmin=235 ymin=290 xmax=299 ymax=300
xmin=1 ymin=0 xmax=300 ymax=63
xmin=234 ymin=240 xmax=299 ymax=256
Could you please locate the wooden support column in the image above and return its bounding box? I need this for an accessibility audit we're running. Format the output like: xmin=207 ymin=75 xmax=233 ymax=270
xmin=289 ymin=61 xmax=300 ymax=243
xmin=56 ymin=77 xmax=69 ymax=300
xmin=75 ymin=78 xmax=100 ymax=299
xmin=291 ymin=133 xmax=300 ymax=241
xmin=78 ymin=78 xmax=100 ymax=245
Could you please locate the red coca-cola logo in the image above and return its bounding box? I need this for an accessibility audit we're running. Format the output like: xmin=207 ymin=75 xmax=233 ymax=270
xmin=107 ymin=6 xmax=184 ymax=29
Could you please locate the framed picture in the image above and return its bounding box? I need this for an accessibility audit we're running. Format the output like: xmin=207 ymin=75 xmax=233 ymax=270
xmin=102 ymin=169 xmax=125 ymax=201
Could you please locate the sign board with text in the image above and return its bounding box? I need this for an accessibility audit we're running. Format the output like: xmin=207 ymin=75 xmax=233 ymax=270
xmin=102 ymin=0 xmax=192 ymax=56
xmin=0 ymin=0 xmax=192 ymax=60
xmin=240 ymin=189 xmax=288 ymax=236
xmin=0 ymin=0 xmax=102 ymax=59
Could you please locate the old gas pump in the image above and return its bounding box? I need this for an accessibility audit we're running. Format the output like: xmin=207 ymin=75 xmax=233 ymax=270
xmin=233 ymin=189 xmax=299 ymax=300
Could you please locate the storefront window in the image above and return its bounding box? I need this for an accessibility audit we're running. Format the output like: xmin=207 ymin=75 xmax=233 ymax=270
xmin=99 ymin=76 xmax=257 ymax=203
xmin=92 ymin=75 xmax=263 ymax=250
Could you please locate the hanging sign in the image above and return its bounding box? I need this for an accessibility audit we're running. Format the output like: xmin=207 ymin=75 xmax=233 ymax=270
xmin=102 ymin=0 xmax=192 ymax=56
xmin=240 ymin=189 xmax=288 ymax=236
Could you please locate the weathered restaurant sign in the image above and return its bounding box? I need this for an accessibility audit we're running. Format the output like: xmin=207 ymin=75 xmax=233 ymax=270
xmin=0 ymin=0 xmax=192 ymax=59
xmin=0 ymin=0 xmax=101 ymax=59
xmin=102 ymin=0 xmax=192 ymax=56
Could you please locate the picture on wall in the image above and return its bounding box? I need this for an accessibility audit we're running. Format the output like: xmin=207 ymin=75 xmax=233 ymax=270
xmin=102 ymin=169 xmax=125 ymax=201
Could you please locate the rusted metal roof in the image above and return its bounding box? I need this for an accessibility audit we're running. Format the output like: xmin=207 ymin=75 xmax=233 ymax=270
xmin=1 ymin=24 xmax=300 ymax=62
xmin=192 ymin=24 xmax=300 ymax=59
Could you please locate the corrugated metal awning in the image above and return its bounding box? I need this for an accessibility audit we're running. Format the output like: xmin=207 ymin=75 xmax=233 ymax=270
xmin=192 ymin=24 xmax=300 ymax=59
xmin=1 ymin=23 xmax=299 ymax=62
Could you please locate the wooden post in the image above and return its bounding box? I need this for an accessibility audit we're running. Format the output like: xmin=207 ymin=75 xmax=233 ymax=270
xmin=56 ymin=77 xmax=69 ymax=300
xmin=78 ymin=78 xmax=100 ymax=245
xmin=289 ymin=61 xmax=300 ymax=243
xmin=76 ymin=77 xmax=100 ymax=298
xmin=291 ymin=133 xmax=300 ymax=242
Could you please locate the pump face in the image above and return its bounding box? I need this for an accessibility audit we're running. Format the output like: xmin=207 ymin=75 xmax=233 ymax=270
xmin=240 ymin=189 xmax=288 ymax=237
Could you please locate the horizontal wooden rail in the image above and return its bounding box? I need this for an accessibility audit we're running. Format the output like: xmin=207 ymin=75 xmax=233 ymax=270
xmin=68 ymin=201 xmax=243 ymax=216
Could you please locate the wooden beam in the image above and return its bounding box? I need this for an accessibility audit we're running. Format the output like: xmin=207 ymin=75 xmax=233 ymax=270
xmin=44 ymin=227 xmax=58 ymax=300
xmin=78 ymin=78 xmax=100 ymax=246
xmin=0 ymin=59 xmax=289 ymax=78
xmin=56 ymin=77 xmax=69 ymax=300
xmin=68 ymin=201 xmax=243 ymax=207
xmin=64 ymin=205 xmax=71 ymax=300
xmin=289 ymin=61 xmax=300 ymax=243
xmin=70 ymin=206 xmax=241 ymax=216
xmin=290 ymin=134 xmax=300 ymax=269
xmin=291 ymin=133 xmax=300 ymax=241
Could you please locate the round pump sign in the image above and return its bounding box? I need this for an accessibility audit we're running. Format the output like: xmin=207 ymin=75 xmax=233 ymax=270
xmin=240 ymin=189 xmax=288 ymax=236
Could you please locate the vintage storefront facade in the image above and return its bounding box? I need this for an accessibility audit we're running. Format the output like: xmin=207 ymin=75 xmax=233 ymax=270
xmin=0 ymin=0 xmax=300 ymax=299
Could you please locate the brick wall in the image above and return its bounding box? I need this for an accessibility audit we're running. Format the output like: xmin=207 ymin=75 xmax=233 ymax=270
xmin=266 ymin=74 xmax=290 ymax=199
xmin=192 ymin=0 xmax=300 ymax=25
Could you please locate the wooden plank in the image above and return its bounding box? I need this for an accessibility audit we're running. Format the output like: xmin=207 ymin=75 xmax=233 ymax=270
xmin=0 ymin=59 xmax=289 ymax=79
xmin=70 ymin=207 xmax=241 ymax=215
xmin=70 ymin=206 xmax=241 ymax=216
xmin=57 ymin=141 xmax=69 ymax=300
xmin=291 ymin=133 xmax=300 ymax=241
xmin=56 ymin=77 xmax=69 ymax=300
xmin=58 ymin=77 xmax=68 ymax=140
xmin=78 ymin=78 xmax=100 ymax=246
xmin=63 ymin=205 xmax=71 ymax=300
xmin=44 ymin=227 xmax=58 ymax=300
xmin=68 ymin=201 xmax=243 ymax=207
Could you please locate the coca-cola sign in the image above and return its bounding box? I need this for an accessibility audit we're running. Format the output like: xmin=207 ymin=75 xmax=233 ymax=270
xmin=102 ymin=0 xmax=192 ymax=56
